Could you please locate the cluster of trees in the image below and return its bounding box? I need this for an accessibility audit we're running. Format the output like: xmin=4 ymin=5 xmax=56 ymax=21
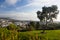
xmin=29 ymin=21 xmax=60 ymax=30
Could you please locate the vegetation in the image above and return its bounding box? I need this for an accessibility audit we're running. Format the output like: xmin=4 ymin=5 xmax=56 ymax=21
xmin=36 ymin=5 xmax=59 ymax=33
xmin=7 ymin=23 xmax=17 ymax=30
xmin=0 ymin=5 xmax=60 ymax=40
xmin=0 ymin=28 xmax=60 ymax=40
xmin=0 ymin=22 xmax=60 ymax=40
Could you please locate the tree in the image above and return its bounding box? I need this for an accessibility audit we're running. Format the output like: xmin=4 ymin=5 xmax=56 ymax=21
xmin=36 ymin=5 xmax=59 ymax=33
xmin=36 ymin=22 xmax=40 ymax=30
xmin=27 ymin=21 xmax=36 ymax=31
xmin=29 ymin=21 xmax=35 ymax=31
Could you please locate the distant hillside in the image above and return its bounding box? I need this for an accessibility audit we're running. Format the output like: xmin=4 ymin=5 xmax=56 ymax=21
xmin=0 ymin=17 xmax=60 ymax=23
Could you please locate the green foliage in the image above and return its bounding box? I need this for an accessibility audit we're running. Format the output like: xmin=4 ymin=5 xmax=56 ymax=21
xmin=30 ymin=21 xmax=35 ymax=27
xmin=36 ymin=5 xmax=59 ymax=33
xmin=7 ymin=23 xmax=17 ymax=30
xmin=0 ymin=23 xmax=60 ymax=40
xmin=47 ymin=23 xmax=60 ymax=29
xmin=0 ymin=27 xmax=18 ymax=40
xmin=0 ymin=28 xmax=60 ymax=40
xmin=37 ymin=5 xmax=59 ymax=23
xmin=28 ymin=21 xmax=36 ymax=31
xmin=36 ymin=22 xmax=40 ymax=29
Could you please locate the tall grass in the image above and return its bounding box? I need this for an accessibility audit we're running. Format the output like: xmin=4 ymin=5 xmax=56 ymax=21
xmin=0 ymin=28 xmax=60 ymax=40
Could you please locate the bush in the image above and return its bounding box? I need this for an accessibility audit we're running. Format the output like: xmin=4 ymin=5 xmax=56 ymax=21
xmin=7 ymin=23 xmax=17 ymax=30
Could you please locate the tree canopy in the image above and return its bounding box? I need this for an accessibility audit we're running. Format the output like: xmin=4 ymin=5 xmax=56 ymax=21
xmin=36 ymin=5 xmax=59 ymax=33
xmin=37 ymin=5 xmax=59 ymax=22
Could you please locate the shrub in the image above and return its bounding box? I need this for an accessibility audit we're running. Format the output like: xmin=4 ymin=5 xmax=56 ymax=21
xmin=7 ymin=23 xmax=17 ymax=30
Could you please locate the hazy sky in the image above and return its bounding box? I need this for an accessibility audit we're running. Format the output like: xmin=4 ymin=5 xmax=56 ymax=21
xmin=0 ymin=0 xmax=60 ymax=21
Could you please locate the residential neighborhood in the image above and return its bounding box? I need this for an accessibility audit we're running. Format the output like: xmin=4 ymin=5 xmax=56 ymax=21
xmin=0 ymin=17 xmax=38 ymax=28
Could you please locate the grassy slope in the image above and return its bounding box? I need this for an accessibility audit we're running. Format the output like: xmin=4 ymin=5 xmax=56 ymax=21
xmin=0 ymin=28 xmax=60 ymax=40
xmin=19 ymin=30 xmax=60 ymax=40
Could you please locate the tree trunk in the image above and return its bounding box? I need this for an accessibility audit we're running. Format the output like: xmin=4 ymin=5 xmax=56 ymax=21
xmin=41 ymin=18 xmax=47 ymax=33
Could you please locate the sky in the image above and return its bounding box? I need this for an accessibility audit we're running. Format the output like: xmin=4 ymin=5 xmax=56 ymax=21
xmin=0 ymin=0 xmax=60 ymax=21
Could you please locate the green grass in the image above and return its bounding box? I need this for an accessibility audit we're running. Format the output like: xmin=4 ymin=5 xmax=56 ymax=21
xmin=46 ymin=30 xmax=60 ymax=40
xmin=0 ymin=28 xmax=60 ymax=40
xmin=19 ymin=30 xmax=60 ymax=40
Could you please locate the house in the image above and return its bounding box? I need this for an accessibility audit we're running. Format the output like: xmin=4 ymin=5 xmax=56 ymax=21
xmin=0 ymin=17 xmax=39 ymax=29
xmin=0 ymin=18 xmax=13 ymax=27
